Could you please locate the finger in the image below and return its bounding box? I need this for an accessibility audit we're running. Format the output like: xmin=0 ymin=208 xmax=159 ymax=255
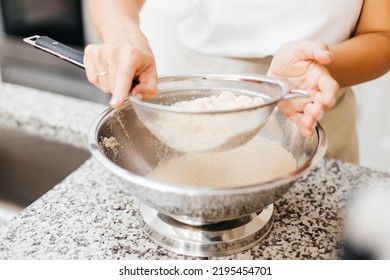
xmin=304 ymin=102 xmax=324 ymax=121
xmin=97 ymin=73 xmax=110 ymax=93
xmin=84 ymin=44 xmax=111 ymax=93
xmin=299 ymin=114 xmax=317 ymax=137
xmin=282 ymin=111 xmax=315 ymax=137
xmin=95 ymin=50 xmax=110 ymax=93
xmin=84 ymin=44 xmax=100 ymax=87
xmin=300 ymin=125 xmax=315 ymax=137
xmin=109 ymin=62 xmax=136 ymax=108
xmin=316 ymin=74 xmax=339 ymax=110
xmin=289 ymin=113 xmax=303 ymax=126
xmin=106 ymin=46 xmax=137 ymax=107
xmin=277 ymin=97 xmax=311 ymax=116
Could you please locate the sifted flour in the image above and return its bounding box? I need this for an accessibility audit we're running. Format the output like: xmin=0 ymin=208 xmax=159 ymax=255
xmin=146 ymin=136 xmax=297 ymax=188
xmin=146 ymin=91 xmax=267 ymax=153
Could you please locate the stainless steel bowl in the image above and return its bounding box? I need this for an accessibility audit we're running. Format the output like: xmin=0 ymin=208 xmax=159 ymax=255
xmin=89 ymin=89 xmax=327 ymax=225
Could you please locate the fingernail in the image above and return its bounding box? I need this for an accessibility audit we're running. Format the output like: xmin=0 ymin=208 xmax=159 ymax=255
xmin=109 ymin=96 xmax=119 ymax=107
xmin=324 ymin=51 xmax=332 ymax=57
xmin=132 ymin=93 xmax=142 ymax=100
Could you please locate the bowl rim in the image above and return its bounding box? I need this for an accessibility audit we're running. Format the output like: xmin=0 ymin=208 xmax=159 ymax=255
xmin=128 ymin=73 xmax=290 ymax=114
xmin=88 ymin=104 xmax=327 ymax=197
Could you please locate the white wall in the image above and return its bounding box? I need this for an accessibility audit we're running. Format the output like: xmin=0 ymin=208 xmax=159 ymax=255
xmin=354 ymin=73 xmax=390 ymax=173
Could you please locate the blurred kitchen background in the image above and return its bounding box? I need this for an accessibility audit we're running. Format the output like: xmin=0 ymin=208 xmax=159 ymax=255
xmin=0 ymin=0 xmax=389 ymax=173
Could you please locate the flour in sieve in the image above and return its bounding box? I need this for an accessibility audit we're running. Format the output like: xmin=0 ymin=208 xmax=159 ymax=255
xmin=173 ymin=91 xmax=265 ymax=110
xmin=146 ymin=136 xmax=297 ymax=188
xmin=149 ymin=91 xmax=266 ymax=153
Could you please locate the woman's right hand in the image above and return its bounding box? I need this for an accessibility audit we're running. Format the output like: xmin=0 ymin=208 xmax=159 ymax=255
xmin=83 ymin=32 xmax=158 ymax=108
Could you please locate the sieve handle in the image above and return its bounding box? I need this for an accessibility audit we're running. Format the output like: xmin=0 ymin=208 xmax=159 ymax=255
xmin=283 ymin=89 xmax=309 ymax=100
xmin=23 ymin=35 xmax=140 ymax=91
xmin=23 ymin=35 xmax=85 ymax=69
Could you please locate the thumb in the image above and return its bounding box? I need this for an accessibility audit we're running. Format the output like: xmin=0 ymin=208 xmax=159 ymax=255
xmin=295 ymin=41 xmax=333 ymax=65
xmin=132 ymin=83 xmax=157 ymax=99
xmin=131 ymin=70 xmax=158 ymax=99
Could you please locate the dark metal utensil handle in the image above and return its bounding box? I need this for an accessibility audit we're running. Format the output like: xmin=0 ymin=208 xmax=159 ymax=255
xmin=23 ymin=35 xmax=140 ymax=91
xmin=23 ymin=35 xmax=85 ymax=69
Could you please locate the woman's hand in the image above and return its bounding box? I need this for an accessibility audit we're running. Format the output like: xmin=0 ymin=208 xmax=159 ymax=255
xmin=84 ymin=32 xmax=158 ymax=108
xmin=267 ymin=41 xmax=339 ymax=136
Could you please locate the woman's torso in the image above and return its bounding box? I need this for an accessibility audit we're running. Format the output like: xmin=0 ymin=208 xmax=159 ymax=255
xmin=177 ymin=0 xmax=364 ymax=58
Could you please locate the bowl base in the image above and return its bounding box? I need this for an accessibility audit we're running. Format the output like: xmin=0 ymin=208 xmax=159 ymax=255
xmin=138 ymin=203 xmax=274 ymax=257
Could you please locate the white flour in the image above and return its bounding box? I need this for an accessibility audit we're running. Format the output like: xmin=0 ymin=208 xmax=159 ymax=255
xmin=146 ymin=136 xmax=297 ymax=188
xmin=173 ymin=91 xmax=265 ymax=110
xmin=146 ymin=91 xmax=266 ymax=153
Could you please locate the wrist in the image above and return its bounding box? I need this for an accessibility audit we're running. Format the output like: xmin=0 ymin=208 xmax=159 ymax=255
xmin=99 ymin=21 xmax=143 ymax=43
xmin=104 ymin=32 xmax=144 ymax=44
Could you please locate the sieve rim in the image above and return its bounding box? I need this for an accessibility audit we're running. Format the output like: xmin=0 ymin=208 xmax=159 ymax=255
xmin=128 ymin=73 xmax=290 ymax=114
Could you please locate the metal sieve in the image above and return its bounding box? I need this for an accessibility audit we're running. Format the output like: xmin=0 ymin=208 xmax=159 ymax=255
xmin=129 ymin=74 xmax=307 ymax=153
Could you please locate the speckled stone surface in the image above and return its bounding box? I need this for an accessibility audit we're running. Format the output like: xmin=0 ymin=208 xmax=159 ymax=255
xmin=0 ymin=82 xmax=106 ymax=149
xmin=1 ymin=82 xmax=390 ymax=260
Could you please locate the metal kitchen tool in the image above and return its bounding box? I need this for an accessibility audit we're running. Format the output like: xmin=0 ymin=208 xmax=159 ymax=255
xmin=23 ymin=35 xmax=309 ymax=154
xmin=89 ymin=102 xmax=327 ymax=256
xmin=127 ymin=74 xmax=308 ymax=153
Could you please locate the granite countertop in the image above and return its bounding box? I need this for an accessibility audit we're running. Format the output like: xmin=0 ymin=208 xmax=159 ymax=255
xmin=1 ymin=82 xmax=390 ymax=260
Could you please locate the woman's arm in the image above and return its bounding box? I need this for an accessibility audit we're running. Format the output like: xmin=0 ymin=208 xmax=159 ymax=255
xmin=85 ymin=0 xmax=157 ymax=107
xmin=88 ymin=0 xmax=144 ymax=42
xmin=328 ymin=0 xmax=390 ymax=87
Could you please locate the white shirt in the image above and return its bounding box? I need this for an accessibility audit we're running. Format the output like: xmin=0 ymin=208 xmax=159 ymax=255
xmin=177 ymin=0 xmax=363 ymax=58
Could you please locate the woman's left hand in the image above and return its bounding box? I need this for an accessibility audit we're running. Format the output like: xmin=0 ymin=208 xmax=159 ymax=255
xmin=267 ymin=41 xmax=339 ymax=136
